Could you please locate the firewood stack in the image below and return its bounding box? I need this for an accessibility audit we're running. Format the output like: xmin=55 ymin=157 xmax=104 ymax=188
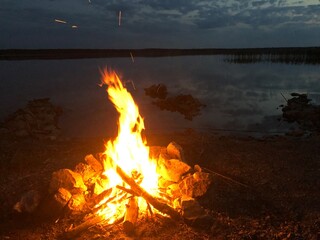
xmin=46 ymin=141 xmax=212 ymax=237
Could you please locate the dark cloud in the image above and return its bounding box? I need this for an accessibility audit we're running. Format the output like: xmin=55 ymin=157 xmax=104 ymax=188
xmin=1 ymin=0 xmax=320 ymax=48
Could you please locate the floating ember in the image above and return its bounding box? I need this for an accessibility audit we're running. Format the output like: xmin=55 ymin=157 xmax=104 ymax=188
xmin=47 ymin=69 xmax=212 ymax=237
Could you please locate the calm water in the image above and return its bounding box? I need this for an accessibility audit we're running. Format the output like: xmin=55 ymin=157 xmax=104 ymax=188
xmin=1 ymin=56 xmax=320 ymax=137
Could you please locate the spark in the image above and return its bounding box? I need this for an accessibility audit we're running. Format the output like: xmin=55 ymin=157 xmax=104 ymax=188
xmin=118 ymin=11 xmax=122 ymax=26
xmin=54 ymin=19 xmax=67 ymax=24
xmin=130 ymin=80 xmax=136 ymax=90
xmin=71 ymin=25 xmax=78 ymax=29
xmin=124 ymin=80 xmax=136 ymax=90
xmin=130 ymin=52 xmax=135 ymax=63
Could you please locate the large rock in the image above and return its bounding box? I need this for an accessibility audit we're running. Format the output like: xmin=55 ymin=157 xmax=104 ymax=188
xmin=84 ymin=154 xmax=103 ymax=173
xmin=74 ymin=162 xmax=98 ymax=186
xmin=179 ymin=172 xmax=212 ymax=198
xmin=180 ymin=197 xmax=205 ymax=219
xmin=167 ymin=142 xmax=185 ymax=162
xmin=180 ymin=197 xmax=213 ymax=228
xmin=50 ymin=169 xmax=87 ymax=194
xmin=157 ymin=158 xmax=191 ymax=182
xmin=149 ymin=146 xmax=165 ymax=160
xmin=158 ymin=177 xmax=175 ymax=188
xmin=54 ymin=187 xmax=72 ymax=208
xmin=68 ymin=193 xmax=86 ymax=212
xmin=166 ymin=183 xmax=181 ymax=198
xmin=13 ymin=190 xmax=41 ymax=213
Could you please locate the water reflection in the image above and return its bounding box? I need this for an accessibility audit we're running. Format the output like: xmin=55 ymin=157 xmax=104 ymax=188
xmin=0 ymin=57 xmax=320 ymax=137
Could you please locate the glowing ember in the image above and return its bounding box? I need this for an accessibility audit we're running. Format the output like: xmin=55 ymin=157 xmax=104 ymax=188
xmin=96 ymin=69 xmax=159 ymax=223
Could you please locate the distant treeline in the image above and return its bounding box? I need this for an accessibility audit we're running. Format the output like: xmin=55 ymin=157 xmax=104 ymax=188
xmin=224 ymin=47 xmax=320 ymax=64
xmin=1 ymin=47 xmax=320 ymax=64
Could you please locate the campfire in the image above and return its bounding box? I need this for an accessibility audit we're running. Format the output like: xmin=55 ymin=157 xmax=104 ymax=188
xmin=46 ymin=69 xmax=212 ymax=237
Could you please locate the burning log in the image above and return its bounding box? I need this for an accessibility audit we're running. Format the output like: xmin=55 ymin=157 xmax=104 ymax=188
xmin=89 ymin=188 xmax=112 ymax=207
xmin=64 ymin=215 xmax=104 ymax=239
xmin=64 ymin=215 xmax=124 ymax=239
xmin=90 ymin=191 xmax=127 ymax=216
xmin=65 ymin=192 xmax=126 ymax=239
xmin=123 ymin=197 xmax=139 ymax=235
xmin=115 ymin=165 xmax=182 ymax=221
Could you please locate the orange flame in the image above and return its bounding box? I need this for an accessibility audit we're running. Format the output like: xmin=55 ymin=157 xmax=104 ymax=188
xmin=96 ymin=69 xmax=159 ymax=223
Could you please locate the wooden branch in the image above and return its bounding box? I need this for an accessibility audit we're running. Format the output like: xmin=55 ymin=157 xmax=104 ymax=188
xmin=116 ymin=185 xmax=136 ymax=196
xmin=64 ymin=215 xmax=103 ymax=239
xmin=115 ymin=165 xmax=181 ymax=220
xmin=64 ymin=215 xmax=125 ymax=239
xmin=90 ymin=191 xmax=127 ymax=216
xmin=123 ymin=197 xmax=139 ymax=235
xmin=90 ymin=187 xmax=112 ymax=207
xmin=202 ymin=167 xmax=250 ymax=188
xmin=146 ymin=202 xmax=153 ymax=217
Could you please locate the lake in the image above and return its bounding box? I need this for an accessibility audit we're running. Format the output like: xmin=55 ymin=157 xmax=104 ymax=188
xmin=1 ymin=56 xmax=320 ymax=137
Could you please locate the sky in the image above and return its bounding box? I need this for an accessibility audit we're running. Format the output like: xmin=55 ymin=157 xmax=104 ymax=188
xmin=1 ymin=0 xmax=320 ymax=49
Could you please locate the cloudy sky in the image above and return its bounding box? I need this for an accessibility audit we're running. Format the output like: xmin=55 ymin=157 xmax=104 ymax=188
xmin=1 ymin=0 xmax=320 ymax=49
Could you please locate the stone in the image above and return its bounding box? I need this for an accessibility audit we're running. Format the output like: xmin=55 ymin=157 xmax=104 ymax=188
xmin=74 ymin=163 xmax=97 ymax=185
xmin=173 ymin=198 xmax=181 ymax=209
xmin=93 ymin=177 xmax=110 ymax=195
xmin=49 ymin=169 xmax=87 ymax=194
xmin=149 ymin=146 xmax=165 ymax=160
xmin=84 ymin=154 xmax=103 ymax=173
xmin=158 ymin=177 xmax=175 ymax=189
xmin=159 ymin=148 xmax=171 ymax=161
xmin=166 ymin=183 xmax=182 ymax=198
xmin=178 ymin=175 xmax=195 ymax=197
xmin=54 ymin=188 xmax=72 ymax=208
xmin=68 ymin=193 xmax=86 ymax=211
xmin=180 ymin=197 xmax=205 ymax=219
xmin=180 ymin=197 xmax=213 ymax=228
xmin=157 ymin=158 xmax=191 ymax=182
xmin=167 ymin=142 xmax=185 ymax=162
xmin=194 ymin=164 xmax=202 ymax=172
xmin=13 ymin=190 xmax=41 ymax=213
xmin=192 ymin=172 xmax=212 ymax=197
xmin=144 ymin=84 xmax=168 ymax=99
xmin=179 ymin=172 xmax=212 ymax=198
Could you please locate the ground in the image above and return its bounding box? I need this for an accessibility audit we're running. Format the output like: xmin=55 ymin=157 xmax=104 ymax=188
xmin=0 ymin=130 xmax=319 ymax=239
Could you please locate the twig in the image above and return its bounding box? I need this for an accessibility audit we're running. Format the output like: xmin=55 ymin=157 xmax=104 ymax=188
xmin=146 ymin=202 xmax=153 ymax=217
xmin=115 ymin=165 xmax=181 ymax=220
xmin=64 ymin=215 xmax=103 ymax=239
xmin=90 ymin=191 xmax=127 ymax=216
xmin=202 ymin=167 xmax=250 ymax=189
xmin=90 ymin=187 xmax=112 ymax=207
xmin=116 ymin=185 xmax=136 ymax=196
